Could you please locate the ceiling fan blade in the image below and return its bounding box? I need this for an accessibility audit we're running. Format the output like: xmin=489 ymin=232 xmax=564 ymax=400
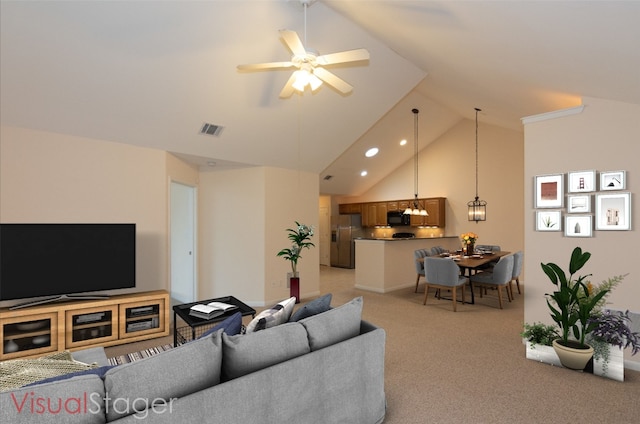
xmin=279 ymin=29 xmax=306 ymax=56
xmin=279 ymin=72 xmax=297 ymax=99
xmin=237 ymin=61 xmax=295 ymax=71
xmin=312 ymin=67 xmax=353 ymax=94
xmin=316 ymin=49 xmax=370 ymax=66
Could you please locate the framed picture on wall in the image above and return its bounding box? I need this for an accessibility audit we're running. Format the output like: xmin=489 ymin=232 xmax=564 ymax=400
xmin=567 ymin=195 xmax=591 ymax=213
xmin=596 ymin=192 xmax=631 ymax=230
xmin=567 ymin=170 xmax=596 ymax=193
xmin=534 ymin=174 xmax=563 ymax=208
xmin=565 ymin=215 xmax=592 ymax=237
xmin=536 ymin=210 xmax=562 ymax=231
xmin=600 ymin=170 xmax=626 ymax=191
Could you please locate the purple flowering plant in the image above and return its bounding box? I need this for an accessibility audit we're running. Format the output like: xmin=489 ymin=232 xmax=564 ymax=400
xmin=587 ymin=310 xmax=640 ymax=356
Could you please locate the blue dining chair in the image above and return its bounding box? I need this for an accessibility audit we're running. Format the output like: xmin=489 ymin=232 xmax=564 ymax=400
xmin=423 ymin=257 xmax=468 ymax=312
xmin=469 ymin=254 xmax=514 ymax=309
xmin=509 ymin=251 xmax=524 ymax=297
xmin=413 ymin=248 xmax=431 ymax=293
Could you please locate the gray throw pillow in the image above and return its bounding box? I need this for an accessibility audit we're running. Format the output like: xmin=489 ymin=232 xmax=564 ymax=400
xmin=299 ymin=296 xmax=363 ymax=351
xmin=221 ymin=322 xmax=310 ymax=380
xmin=289 ymin=293 xmax=332 ymax=322
xmin=103 ymin=331 xmax=223 ymax=421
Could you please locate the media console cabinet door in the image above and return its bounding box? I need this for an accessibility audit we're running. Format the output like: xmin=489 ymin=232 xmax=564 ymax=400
xmin=65 ymin=304 xmax=119 ymax=349
xmin=119 ymin=297 xmax=167 ymax=339
xmin=0 ymin=312 xmax=59 ymax=360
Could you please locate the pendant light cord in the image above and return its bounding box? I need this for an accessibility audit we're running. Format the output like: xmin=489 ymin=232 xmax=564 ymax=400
xmin=474 ymin=107 xmax=481 ymax=200
xmin=412 ymin=108 xmax=419 ymax=205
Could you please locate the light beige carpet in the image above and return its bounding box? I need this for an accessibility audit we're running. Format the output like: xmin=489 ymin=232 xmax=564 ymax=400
xmin=106 ymin=266 xmax=640 ymax=423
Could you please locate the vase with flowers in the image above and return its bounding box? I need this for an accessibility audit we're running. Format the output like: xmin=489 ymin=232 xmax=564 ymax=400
xmin=460 ymin=232 xmax=478 ymax=256
xmin=277 ymin=221 xmax=314 ymax=303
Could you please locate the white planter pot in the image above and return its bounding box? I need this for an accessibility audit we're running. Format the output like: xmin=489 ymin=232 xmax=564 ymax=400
xmin=525 ymin=341 xmax=561 ymax=366
xmin=524 ymin=339 xmax=624 ymax=381
xmin=593 ymin=345 xmax=624 ymax=382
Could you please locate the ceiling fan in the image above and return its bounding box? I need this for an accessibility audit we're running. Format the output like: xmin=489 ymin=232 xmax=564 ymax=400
xmin=237 ymin=0 xmax=370 ymax=98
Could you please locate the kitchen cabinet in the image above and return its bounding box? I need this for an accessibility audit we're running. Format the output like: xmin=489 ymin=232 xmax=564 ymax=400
xmin=425 ymin=197 xmax=446 ymax=227
xmin=408 ymin=197 xmax=446 ymax=227
xmin=338 ymin=203 xmax=361 ymax=214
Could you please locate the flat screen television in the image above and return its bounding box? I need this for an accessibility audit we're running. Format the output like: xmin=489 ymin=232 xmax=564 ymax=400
xmin=0 ymin=223 xmax=136 ymax=309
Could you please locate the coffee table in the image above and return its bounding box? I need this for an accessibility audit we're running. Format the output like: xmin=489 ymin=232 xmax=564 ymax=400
xmin=173 ymin=296 xmax=256 ymax=346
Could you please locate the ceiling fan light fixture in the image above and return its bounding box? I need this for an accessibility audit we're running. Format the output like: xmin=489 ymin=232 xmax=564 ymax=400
xmin=309 ymin=73 xmax=323 ymax=91
xmin=292 ymin=69 xmax=323 ymax=92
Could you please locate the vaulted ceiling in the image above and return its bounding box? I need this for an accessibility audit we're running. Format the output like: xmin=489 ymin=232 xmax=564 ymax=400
xmin=1 ymin=1 xmax=638 ymax=196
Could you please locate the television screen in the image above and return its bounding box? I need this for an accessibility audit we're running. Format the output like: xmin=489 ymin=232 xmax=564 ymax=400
xmin=0 ymin=223 xmax=136 ymax=301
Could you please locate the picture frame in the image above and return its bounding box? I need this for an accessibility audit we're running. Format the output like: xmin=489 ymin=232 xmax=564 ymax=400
xmin=567 ymin=195 xmax=591 ymax=213
xmin=534 ymin=174 xmax=563 ymax=208
xmin=536 ymin=210 xmax=562 ymax=231
xmin=596 ymin=192 xmax=631 ymax=230
xmin=565 ymin=215 xmax=592 ymax=237
xmin=567 ymin=170 xmax=596 ymax=193
xmin=600 ymin=170 xmax=626 ymax=191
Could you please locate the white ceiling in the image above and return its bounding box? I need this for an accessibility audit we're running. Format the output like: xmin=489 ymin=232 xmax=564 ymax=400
xmin=2 ymin=1 xmax=639 ymax=196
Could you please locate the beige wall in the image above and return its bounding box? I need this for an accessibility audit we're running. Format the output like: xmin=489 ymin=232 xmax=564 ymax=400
xmin=336 ymin=118 xmax=525 ymax=257
xmin=0 ymin=126 xmax=168 ymax=300
xmin=197 ymin=166 xmax=319 ymax=307
xmin=523 ymin=97 xmax=640 ymax=366
xmin=0 ymin=126 xmax=319 ymax=309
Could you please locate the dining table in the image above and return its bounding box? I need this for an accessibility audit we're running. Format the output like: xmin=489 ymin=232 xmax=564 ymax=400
xmin=418 ymin=251 xmax=510 ymax=304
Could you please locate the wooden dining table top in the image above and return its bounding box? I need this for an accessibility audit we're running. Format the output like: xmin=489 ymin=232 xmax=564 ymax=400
xmin=417 ymin=251 xmax=510 ymax=269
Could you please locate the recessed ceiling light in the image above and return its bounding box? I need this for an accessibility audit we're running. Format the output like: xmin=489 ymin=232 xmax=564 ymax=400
xmin=365 ymin=147 xmax=379 ymax=157
xmin=400 ymin=139 xmax=407 ymax=146
xmin=360 ymin=170 xmax=368 ymax=177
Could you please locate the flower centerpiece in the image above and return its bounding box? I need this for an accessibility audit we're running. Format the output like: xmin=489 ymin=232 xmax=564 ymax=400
xmin=276 ymin=221 xmax=315 ymax=274
xmin=460 ymin=232 xmax=478 ymax=255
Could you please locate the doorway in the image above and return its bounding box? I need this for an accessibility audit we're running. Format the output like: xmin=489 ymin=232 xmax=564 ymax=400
xmin=170 ymin=181 xmax=196 ymax=306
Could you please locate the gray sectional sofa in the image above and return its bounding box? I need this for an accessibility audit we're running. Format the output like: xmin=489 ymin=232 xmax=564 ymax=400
xmin=1 ymin=296 xmax=386 ymax=423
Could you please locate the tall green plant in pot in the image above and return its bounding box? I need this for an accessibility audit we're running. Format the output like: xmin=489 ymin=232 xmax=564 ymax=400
xmin=541 ymin=247 xmax=609 ymax=370
xmin=277 ymin=222 xmax=314 ymax=303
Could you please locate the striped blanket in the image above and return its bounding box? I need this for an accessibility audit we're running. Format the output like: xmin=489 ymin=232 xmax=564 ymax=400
xmin=107 ymin=344 xmax=173 ymax=365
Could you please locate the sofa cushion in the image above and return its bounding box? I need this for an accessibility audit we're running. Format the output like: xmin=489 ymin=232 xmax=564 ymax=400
xmin=289 ymin=293 xmax=332 ymax=322
xmin=0 ymin=374 xmax=107 ymax=424
xmin=199 ymin=311 xmax=243 ymax=339
xmin=103 ymin=330 xmax=223 ymax=421
xmin=221 ymin=322 xmax=310 ymax=380
xmin=245 ymin=296 xmax=296 ymax=333
xmin=299 ymin=296 xmax=363 ymax=351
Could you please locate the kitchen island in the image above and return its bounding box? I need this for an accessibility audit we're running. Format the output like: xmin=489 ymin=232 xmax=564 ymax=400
xmin=354 ymin=236 xmax=460 ymax=293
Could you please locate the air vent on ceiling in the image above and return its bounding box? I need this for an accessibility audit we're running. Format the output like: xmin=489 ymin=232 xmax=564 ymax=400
xmin=200 ymin=123 xmax=224 ymax=137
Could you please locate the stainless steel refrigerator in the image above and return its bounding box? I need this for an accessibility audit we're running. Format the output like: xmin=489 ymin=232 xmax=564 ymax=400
xmin=330 ymin=215 xmax=363 ymax=269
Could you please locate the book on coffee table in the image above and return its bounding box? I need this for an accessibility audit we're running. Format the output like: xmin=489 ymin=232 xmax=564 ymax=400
xmin=189 ymin=301 xmax=238 ymax=320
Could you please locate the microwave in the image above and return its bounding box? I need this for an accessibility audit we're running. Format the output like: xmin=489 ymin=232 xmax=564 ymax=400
xmin=387 ymin=211 xmax=411 ymax=226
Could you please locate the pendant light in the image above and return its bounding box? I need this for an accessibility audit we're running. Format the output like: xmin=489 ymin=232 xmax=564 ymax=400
xmin=403 ymin=108 xmax=428 ymax=216
xmin=468 ymin=107 xmax=487 ymax=222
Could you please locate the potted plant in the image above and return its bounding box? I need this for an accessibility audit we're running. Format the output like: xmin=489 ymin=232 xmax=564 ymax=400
xmin=521 ymin=322 xmax=560 ymax=348
xmin=521 ymin=322 xmax=561 ymax=365
xmin=541 ymin=247 xmax=609 ymax=370
xmin=586 ymin=309 xmax=640 ymax=377
xmin=277 ymin=221 xmax=314 ymax=303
